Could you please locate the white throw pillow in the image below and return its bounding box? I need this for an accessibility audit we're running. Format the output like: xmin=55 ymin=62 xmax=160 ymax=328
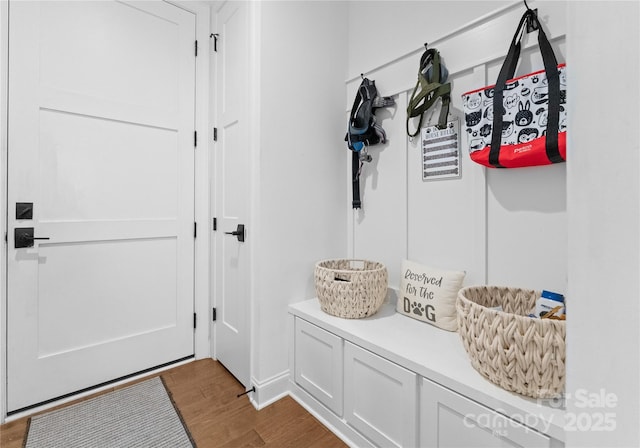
xmin=396 ymin=259 xmax=466 ymax=331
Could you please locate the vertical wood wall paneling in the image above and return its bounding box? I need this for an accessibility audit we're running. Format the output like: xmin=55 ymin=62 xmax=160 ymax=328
xmin=470 ymin=65 xmax=489 ymax=285
xmin=348 ymin=1 xmax=567 ymax=292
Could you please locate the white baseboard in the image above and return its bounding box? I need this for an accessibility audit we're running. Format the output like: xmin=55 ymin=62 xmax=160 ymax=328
xmin=246 ymin=373 xmax=372 ymax=447
xmin=248 ymin=370 xmax=290 ymax=410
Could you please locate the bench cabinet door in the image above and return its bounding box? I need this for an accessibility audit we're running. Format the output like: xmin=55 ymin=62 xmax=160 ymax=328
xmin=344 ymin=342 xmax=417 ymax=448
xmin=294 ymin=318 xmax=344 ymax=416
xmin=420 ymin=377 xmax=553 ymax=448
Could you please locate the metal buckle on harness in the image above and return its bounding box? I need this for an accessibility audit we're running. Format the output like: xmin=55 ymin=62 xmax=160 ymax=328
xmin=356 ymin=146 xmax=372 ymax=178
xmin=372 ymin=96 xmax=395 ymax=109
xmin=359 ymin=146 xmax=372 ymax=163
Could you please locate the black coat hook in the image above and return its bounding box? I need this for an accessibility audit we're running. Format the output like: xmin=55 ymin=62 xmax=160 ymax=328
xmin=523 ymin=1 xmax=539 ymax=33
xmin=210 ymin=33 xmax=220 ymax=52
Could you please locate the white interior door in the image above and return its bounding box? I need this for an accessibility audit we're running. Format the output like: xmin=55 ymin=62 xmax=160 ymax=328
xmin=7 ymin=0 xmax=196 ymax=412
xmin=213 ymin=0 xmax=251 ymax=388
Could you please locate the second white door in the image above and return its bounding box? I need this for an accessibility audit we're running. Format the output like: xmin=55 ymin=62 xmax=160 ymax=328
xmin=213 ymin=0 xmax=251 ymax=388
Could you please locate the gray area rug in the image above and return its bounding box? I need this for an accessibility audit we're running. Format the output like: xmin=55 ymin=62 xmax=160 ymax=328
xmin=24 ymin=376 xmax=195 ymax=448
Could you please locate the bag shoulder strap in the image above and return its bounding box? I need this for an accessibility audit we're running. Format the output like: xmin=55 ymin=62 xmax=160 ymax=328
xmin=489 ymin=9 xmax=562 ymax=167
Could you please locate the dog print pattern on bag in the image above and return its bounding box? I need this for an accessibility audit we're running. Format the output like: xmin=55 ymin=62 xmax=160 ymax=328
xmin=461 ymin=65 xmax=567 ymax=153
xmin=464 ymin=92 xmax=482 ymax=110
xmin=465 ymin=110 xmax=482 ymax=127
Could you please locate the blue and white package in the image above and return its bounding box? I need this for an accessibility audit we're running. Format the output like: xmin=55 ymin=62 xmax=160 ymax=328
xmin=535 ymin=290 xmax=565 ymax=317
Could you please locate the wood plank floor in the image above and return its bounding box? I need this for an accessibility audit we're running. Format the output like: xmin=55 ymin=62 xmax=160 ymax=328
xmin=0 ymin=359 xmax=347 ymax=448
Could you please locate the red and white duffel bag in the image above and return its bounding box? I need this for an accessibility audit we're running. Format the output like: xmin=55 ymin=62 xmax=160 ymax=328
xmin=462 ymin=8 xmax=566 ymax=168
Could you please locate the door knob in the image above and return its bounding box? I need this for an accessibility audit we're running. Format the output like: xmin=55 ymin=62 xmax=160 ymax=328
xmin=14 ymin=227 xmax=50 ymax=248
xmin=224 ymin=224 xmax=245 ymax=242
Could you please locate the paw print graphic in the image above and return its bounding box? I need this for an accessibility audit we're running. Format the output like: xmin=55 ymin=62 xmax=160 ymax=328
xmin=412 ymin=302 xmax=424 ymax=317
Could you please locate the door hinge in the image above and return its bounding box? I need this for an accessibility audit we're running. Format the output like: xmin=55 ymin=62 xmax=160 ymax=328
xmin=4 ymin=232 xmax=7 ymax=243
xmin=195 ymin=40 xmax=198 ymax=57
xmin=194 ymin=130 xmax=197 ymax=147
xmin=194 ymin=222 xmax=197 ymax=238
xmin=213 ymin=127 xmax=218 ymax=142
xmin=212 ymin=307 xmax=217 ymax=322
xmin=210 ymin=33 xmax=219 ymax=52
xmin=194 ymin=313 xmax=197 ymax=329
xmin=213 ymin=217 xmax=217 ymax=231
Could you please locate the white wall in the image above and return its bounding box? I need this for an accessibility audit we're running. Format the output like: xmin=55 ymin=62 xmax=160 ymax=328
xmin=347 ymin=0 xmax=507 ymax=80
xmin=566 ymin=2 xmax=639 ymax=447
xmin=252 ymin=0 xmax=348 ymax=394
xmin=347 ymin=0 xmax=568 ymax=292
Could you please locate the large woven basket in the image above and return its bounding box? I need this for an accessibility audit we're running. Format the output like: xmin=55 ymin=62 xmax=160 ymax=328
xmin=456 ymin=286 xmax=566 ymax=398
xmin=314 ymin=259 xmax=388 ymax=319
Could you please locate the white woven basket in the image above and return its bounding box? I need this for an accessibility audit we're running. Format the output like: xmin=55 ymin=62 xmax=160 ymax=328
xmin=456 ymin=285 xmax=566 ymax=398
xmin=314 ymin=259 xmax=388 ymax=319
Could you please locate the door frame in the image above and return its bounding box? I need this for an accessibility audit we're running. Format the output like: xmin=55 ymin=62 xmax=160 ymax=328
xmin=0 ymin=0 xmax=212 ymax=423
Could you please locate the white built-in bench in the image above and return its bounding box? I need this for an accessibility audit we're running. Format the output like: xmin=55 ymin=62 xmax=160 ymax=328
xmin=288 ymin=298 xmax=565 ymax=448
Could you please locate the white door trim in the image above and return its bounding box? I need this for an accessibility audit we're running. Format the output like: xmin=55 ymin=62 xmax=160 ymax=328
xmin=0 ymin=0 xmax=10 ymax=426
xmin=247 ymin=0 xmax=261 ymax=401
xmin=170 ymin=0 xmax=212 ymax=364
xmin=0 ymin=0 xmax=211 ymax=423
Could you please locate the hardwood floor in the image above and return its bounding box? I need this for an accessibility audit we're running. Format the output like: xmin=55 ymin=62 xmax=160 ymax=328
xmin=0 ymin=359 xmax=347 ymax=448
